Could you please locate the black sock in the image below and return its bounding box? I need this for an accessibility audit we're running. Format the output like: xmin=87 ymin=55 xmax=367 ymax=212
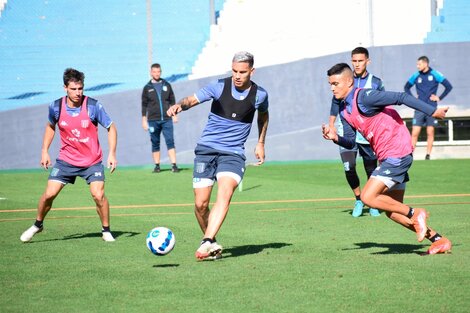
xmin=406 ymin=207 xmax=414 ymax=219
xmin=429 ymin=233 xmax=442 ymax=243
xmin=355 ymin=195 xmax=361 ymax=201
xmin=34 ymin=220 xmax=43 ymax=228
xmin=201 ymin=237 xmax=214 ymax=244
xmin=155 ymin=163 xmax=160 ymax=167
xmin=102 ymin=226 xmax=110 ymax=233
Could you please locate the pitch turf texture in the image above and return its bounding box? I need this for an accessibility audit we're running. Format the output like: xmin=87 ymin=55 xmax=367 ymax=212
xmin=1 ymin=159 xmax=469 ymax=313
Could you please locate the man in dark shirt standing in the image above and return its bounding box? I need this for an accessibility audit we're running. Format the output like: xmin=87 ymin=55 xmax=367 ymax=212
xmin=404 ymin=56 xmax=452 ymax=160
xmin=142 ymin=63 xmax=179 ymax=173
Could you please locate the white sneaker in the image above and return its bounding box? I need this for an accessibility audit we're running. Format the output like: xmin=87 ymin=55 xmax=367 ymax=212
xmin=195 ymin=240 xmax=223 ymax=260
xmin=20 ymin=225 xmax=43 ymax=242
xmin=102 ymin=231 xmax=115 ymax=242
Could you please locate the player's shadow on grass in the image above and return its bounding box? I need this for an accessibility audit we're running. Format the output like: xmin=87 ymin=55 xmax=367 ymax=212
xmin=62 ymin=230 xmax=141 ymax=241
xmin=30 ymin=230 xmax=141 ymax=243
xmin=223 ymin=242 xmax=292 ymax=258
xmin=153 ymin=264 xmax=180 ymax=268
xmin=239 ymin=184 xmax=261 ymax=192
xmin=155 ymin=167 xmax=189 ymax=173
xmin=346 ymin=242 xmax=426 ymax=255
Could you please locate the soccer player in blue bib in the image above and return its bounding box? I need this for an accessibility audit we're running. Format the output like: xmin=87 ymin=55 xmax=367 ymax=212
xmin=167 ymin=51 xmax=269 ymax=260
xmin=404 ymin=56 xmax=452 ymax=160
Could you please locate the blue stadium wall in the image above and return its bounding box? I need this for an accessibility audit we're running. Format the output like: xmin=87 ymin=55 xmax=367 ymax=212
xmin=0 ymin=42 xmax=468 ymax=170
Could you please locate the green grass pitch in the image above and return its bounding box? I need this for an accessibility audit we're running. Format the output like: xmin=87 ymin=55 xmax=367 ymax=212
xmin=1 ymin=159 xmax=469 ymax=313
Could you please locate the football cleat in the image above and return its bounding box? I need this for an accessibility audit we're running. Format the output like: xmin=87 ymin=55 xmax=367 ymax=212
xmin=352 ymin=200 xmax=364 ymax=217
xmin=427 ymin=237 xmax=452 ymax=255
xmin=411 ymin=208 xmax=428 ymax=242
xmin=20 ymin=225 xmax=43 ymax=242
xmin=102 ymin=231 xmax=116 ymax=242
xmin=195 ymin=240 xmax=223 ymax=260
xmin=369 ymin=208 xmax=381 ymax=217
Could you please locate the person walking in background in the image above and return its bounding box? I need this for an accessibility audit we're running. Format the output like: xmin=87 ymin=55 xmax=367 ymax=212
xmin=329 ymin=47 xmax=383 ymax=218
xmin=404 ymin=56 xmax=452 ymax=160
xmin=20 ymin=68 xmax=118 ymax=242
xmin=322 ymin=63 xmax=451 ymax=255
xmin=142 ymin=63 xmax=180 ymax=173
xmin=167 ymin=51 xmax=269 ymax=260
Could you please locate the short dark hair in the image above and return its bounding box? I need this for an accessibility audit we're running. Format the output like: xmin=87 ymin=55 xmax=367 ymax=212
xmin=351 ymin=46 xmax=369 ymax=58
xmin=418 ymin=56 xmax=429 ymax=63
xmin=151 ymin=63 xmax=161 ymax=69
xmin=327 ymin=63 xmax=352 ymax=76
xmin=63 ymin=68 xmax=85 ymax=86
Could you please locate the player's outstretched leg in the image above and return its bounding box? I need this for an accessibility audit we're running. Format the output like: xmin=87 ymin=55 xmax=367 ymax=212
xmin=20 ymin=181 xmax=63 ymax=242
xmin=361 ymin=179 xmax=429 ymax=242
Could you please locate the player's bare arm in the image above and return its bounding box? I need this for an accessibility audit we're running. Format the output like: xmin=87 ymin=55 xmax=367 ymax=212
xmin=255 ymin=110 xmax=269 ymax=165
xmin=107 ymin=123 xmax=118 ymax=173
xmin=40 ymin=123 xmax=56 ymax=170
xmin=328 ymin=115 xmax=337 ymax=131
xmin=167 ymin=95 xmax=199 ymax=116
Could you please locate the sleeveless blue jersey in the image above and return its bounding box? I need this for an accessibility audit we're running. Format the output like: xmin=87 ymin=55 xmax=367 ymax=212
xmin=194 ymin=78 xmax=269 ymax=155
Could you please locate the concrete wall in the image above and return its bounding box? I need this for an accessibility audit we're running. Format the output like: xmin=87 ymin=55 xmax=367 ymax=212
xmin=1 ymin=42 xmax=469 ymax=170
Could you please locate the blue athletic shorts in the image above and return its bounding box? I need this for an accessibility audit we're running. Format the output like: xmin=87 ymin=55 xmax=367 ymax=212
xmin=192 ymin=144 xmax=245 ymax=188
xmin=148 ymin=119 xmax=175 ymax=152
xmin=413 ymin=110 xmax=438 ymax=127
xmin=371 ymin=154 xmax=413 ymax=189
xmin=49 ymin=159 xmax=105 ymax=185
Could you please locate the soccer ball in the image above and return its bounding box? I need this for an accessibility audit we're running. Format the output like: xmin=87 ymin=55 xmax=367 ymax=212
xmin=146 ymin=227 xmax=176 ymax=256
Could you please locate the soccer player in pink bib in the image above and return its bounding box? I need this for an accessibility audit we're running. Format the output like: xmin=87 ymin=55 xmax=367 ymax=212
xmin=20 ymin=68 xmax=118 ymax=243
xmin=322 ymin=63 xmax=451 ymax=255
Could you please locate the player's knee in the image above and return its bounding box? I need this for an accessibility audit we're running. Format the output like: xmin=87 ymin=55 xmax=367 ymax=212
xmin=91 ymin=190 xmax=105 ymax=204
xmin=165 ymin=139 xmax=175 ymax=149
xmin=360 ymin=191 xmax=374 ymax=208
xmin=345 ymin=169 xmax=360 ymax=189
xmin=195 ymin=199 xmax=209 ymax=212
xmin=342 ymin=161 xmax=356 ymax=172
xmin=42 ymin=190 xmax=59 ymax=202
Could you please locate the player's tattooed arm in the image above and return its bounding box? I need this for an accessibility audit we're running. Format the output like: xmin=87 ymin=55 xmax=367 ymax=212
xmin=167 ymin=95 xmax=199 ymax=116
xmin=257 ymin=110 xmax=269 ymax=144
xmin=178 ymin=97 xmax=192 ymax=111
